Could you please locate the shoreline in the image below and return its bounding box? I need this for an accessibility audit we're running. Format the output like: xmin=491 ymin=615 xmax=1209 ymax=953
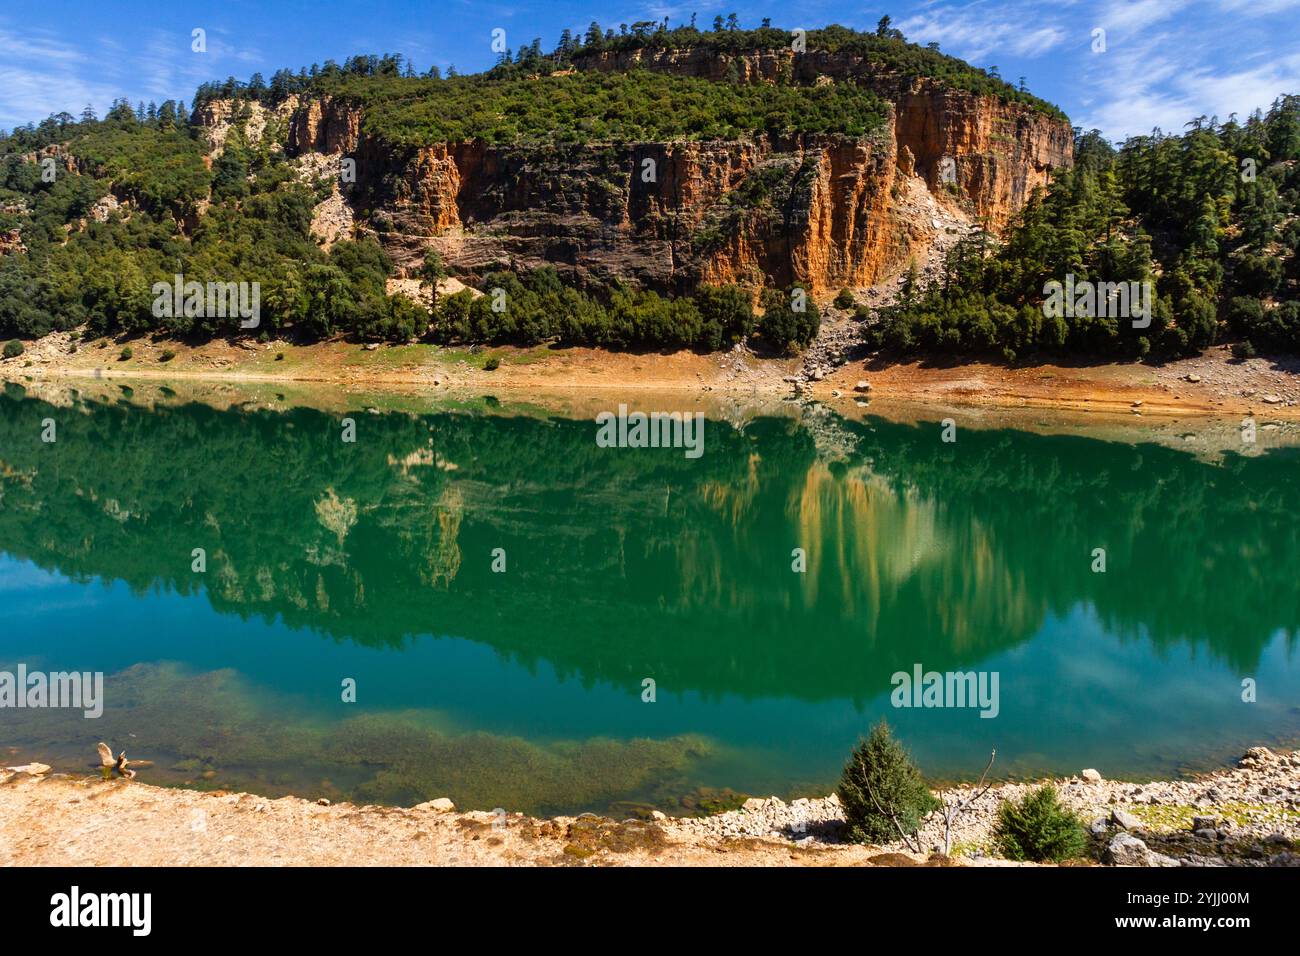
xmin=3 ymin=746 xmax=1297 ymax=866
xmin=5 ymin=330 xmax=1300 ymax=423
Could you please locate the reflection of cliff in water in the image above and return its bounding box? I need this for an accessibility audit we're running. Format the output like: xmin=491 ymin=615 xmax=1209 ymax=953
xmin=0 ymin=391 xmax=1296 ymax=702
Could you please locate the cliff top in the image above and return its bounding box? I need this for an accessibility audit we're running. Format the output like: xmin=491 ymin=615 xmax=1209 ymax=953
xmin=314 ymin=70 xmax=892 ymax=147
xmin=182 ymin=22 xmax=1069 ymax=141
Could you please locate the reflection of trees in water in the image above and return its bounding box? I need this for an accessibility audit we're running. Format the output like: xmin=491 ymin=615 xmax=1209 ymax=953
xmin=0 ymin=393 xmax=1295 ymax=701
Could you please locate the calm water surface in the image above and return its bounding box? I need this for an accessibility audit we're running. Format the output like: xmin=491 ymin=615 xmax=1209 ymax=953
xmin=2 ymin=385 xmax=1298 ymax=814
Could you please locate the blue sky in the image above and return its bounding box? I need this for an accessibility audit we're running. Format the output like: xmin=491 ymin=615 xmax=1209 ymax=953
xmin=2 ymin=1 xmax=1298 ymax=140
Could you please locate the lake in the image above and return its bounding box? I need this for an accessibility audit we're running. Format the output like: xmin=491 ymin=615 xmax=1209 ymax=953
xmin=2 ymin=381 xmax=1299 ymax=816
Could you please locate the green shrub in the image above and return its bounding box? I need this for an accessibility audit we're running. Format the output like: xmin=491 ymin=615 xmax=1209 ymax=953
xmin=3 ymin=339 xmax=24 ymax=359
xmin=483 ymin=356 xmax=501 ymax=371
xmin=759 ymin=286 xmax=821 ymax=355
xmin=119 ymin=346 xmax=133 ymax=361
xmin=834 ymin=288 xmax=856 ymax=310
xmin=837 ymin=720 xmax=939 ymax=844
xmin=993 ymin=784 xmax=1087 ymax=862
xmin=159 ymin=348 xmax=176 ymax=362
xmin=1231 ymin=340 xmax=1257 ymax=359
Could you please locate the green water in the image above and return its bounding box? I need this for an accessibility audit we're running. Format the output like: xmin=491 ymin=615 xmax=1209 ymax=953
xmin=2 ymin=384 xmax=1299 ymax=815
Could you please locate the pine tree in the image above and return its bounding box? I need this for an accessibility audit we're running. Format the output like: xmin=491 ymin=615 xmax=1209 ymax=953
xmin=837 ymin=721 xmax=939 ymax=845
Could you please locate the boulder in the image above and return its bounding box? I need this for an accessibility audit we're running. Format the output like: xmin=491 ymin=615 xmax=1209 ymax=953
xmin=414 ymin=797 xmax=456 ymax=812
xmin=1103 ymin=832 xmax=1179 ymax=867
xmin=1238 ymin=747 xmax=1275 ymax=770
xmin=1110 ymin=808 xmax=1141 ymax=831
xmin=3 ymin=763 xmax=50 ymax=775
xmin=1081 ymin=768 xmax=1103 ymax=784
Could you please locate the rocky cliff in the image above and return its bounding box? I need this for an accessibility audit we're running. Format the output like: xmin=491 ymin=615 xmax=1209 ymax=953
xmin=261 ymin=50 xmax=1071 ymax=296
xmin=571 ymin=48 xmax=1074 ymax=231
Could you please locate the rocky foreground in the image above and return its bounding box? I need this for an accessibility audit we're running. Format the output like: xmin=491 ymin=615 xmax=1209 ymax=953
xmin=2 ymin=747 xmax=1297 ymax=867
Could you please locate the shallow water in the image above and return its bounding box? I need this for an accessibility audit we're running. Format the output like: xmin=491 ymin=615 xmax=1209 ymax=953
xmin=2 ymin=384 xmax=1299 ymax=814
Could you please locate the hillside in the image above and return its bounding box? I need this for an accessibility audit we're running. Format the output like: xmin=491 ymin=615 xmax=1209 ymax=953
xmin=0 ymin=21 xmax=1080 ymax=356
xmin=3 ymin=20 xmax=1296 ymax=366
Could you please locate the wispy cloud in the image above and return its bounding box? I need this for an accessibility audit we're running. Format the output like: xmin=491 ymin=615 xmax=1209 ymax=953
xmin=0 ymin=26 xmax=118 ymax=127
xmin=1077 ymin=0 xmax=1300 ymax=137
xmin=0 ymin=19 xmax=262 ymax=128
xmin=898 ymin=1 xmax=1070 ymax=63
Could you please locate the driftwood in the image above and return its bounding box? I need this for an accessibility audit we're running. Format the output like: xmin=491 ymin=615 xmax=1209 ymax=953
xmin=932 ymin=750 xmax=998 ymax=856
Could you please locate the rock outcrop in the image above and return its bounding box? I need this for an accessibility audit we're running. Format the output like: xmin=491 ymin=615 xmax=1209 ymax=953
xmin=192 ymin=97 xmax=299 ymax=158
xmin=0 ymin=228 xmax=25 ymax=257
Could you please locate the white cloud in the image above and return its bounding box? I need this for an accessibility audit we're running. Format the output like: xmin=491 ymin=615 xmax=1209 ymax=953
xmin=0 ymin=28 xmax=118 ymax=127
xmin=1094 ymin=0 xmax=1186 ymax=35
xmin=0 ymin=21 xmax=262 ymax=129
xmin=1218 ymin=0 xmax=1300 ymax=15
xmin=1077 ymin=28 xmax=1300 ymax=138
xmin=898 ymin=4 xmax=1069 ymax=63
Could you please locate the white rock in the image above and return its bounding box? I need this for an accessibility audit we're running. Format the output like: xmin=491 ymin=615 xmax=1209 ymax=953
xmin=414 ymin=797 xmax=456 ymax=812
xmin=1110 ymin=808 xmax=1140 ymax=830
xmin=1081 ymin=768 xmax=1103 ymax=784
xmin=1104 ymin=832 xmax=1179 ymax=867
xmin=4 ymin=763 xmax=50 ymax=775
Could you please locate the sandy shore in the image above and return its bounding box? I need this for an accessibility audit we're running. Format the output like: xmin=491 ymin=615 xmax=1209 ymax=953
xmin=3 ymin=747 xmax=1296 ymax=867
xmin=5 ymin=330 xmax=1300 ymax=422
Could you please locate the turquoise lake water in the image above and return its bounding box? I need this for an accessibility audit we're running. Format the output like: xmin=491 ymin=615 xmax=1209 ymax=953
xmin=2 ymin=386 xmax=1298 ymax=814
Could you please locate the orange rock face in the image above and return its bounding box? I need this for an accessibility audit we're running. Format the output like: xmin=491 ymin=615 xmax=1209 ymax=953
xmin=276 ymin=51 xmax=1072 ymax=295
xmin=287 ymin=96 xmax=363 ymax=155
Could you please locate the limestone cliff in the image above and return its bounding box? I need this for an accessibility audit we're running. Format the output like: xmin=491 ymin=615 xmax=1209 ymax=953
xmin=259 ymin=49 xmax=1071 ymax=297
